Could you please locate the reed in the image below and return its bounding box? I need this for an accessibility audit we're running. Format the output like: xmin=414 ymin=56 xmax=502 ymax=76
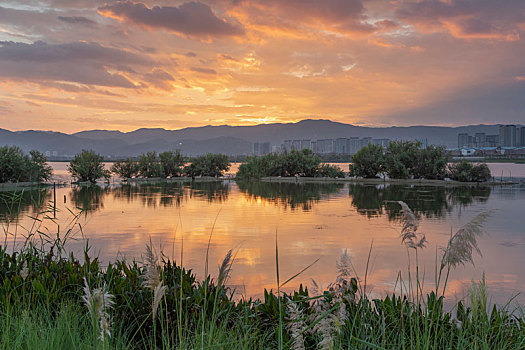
xmin=0 ymin=191 xmax=523 ymax=349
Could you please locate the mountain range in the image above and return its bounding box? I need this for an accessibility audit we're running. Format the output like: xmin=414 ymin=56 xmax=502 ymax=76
xmin=0 ymin=119 xmax=507 ymax=158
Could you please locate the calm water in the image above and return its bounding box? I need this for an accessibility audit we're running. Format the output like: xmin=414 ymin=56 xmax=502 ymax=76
xmin=2 ymin=178 xmax=524 ymax=306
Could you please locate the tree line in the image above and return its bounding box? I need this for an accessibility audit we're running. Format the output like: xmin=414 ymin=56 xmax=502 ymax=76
xmin=350 ymin=140 xmax=491 ymax=182
xmin=71 ymin=150 xmax=230 ymax=183
xmin=1 ymin=144 xmax=493 ymax=184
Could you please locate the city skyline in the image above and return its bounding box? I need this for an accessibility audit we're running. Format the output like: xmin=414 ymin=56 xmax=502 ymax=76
xmin=0 ymin=0 xmax=524 ymax=133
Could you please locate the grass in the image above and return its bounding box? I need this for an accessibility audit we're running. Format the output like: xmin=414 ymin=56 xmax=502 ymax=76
xmin=0 ymin=194 xmax=524 ymax=349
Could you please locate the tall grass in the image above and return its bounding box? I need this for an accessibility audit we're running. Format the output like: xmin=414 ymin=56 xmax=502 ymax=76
xmin=0 ymin=191 xmax=524 ymax=349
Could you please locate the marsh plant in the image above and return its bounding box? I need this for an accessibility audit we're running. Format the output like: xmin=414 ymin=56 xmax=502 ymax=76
xmin=0 ymin=191 xmax=523 ymax=349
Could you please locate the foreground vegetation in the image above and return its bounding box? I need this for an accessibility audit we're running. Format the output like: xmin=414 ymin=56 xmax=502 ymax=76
xmin=0 ymin=194 xmax=523 ymax=349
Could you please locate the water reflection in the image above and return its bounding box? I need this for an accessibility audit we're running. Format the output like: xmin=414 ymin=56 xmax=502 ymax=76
xmin=70 ymin=185 xmax=110 ymax=213
xmin=348 ymin=184 xmax=491 ymax=220
xmin=69 ymin=181 xmax=230 ymax=212
xmin=0 ymin=188 xmax=50 ymax=221
xmin=236 ymin=181 xmax=344 ymax=211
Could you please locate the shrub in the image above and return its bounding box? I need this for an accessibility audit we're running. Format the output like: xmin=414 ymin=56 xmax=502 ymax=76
xmin=111 ymin=158 xmax=139 ymax=179
xmin=0 ymin=146 xmax=52 ymax=183
xmin=137 ymin=152 xmax=163 ymax=178
xmin=184 ymin=154 xmax=230 ymax=177
xmin=349 ymin=144 xmax=384 ymax=178
xmin=384 ymin=140 xmax=422 ymax=179
xmin=413 ymin=145 xmax=448 ymax=180
xmin=68 ymin=150 xmax=110 ymax=183
xmin=159 ymin=150 xmax=185 ymax=177
xmin=237 ymin=149 xmax=344 ymax=179
xmin=470 ymin=163 xmax=491 ymax=182
xmin=448 ymin=160 xmax=492 ymax=182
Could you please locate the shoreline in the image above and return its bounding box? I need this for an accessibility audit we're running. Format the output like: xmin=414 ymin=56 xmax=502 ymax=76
xmin=257 ymin=176 xmax=518 ymax=186
xmin=0 ymin=176 xmax=519 ymax=190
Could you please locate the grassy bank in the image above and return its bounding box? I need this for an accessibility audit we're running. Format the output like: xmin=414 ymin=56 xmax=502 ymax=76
xmin=0 ymin=199 xmax=524 ymax=349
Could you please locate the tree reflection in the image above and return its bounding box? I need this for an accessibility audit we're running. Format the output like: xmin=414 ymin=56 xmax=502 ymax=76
xmin=348 ymin=184 xmax=492 ymax=220
xmin=112 ymin=183 xmax=185 ymax=208
xmin=236 ymin=181 xmax=344 ymax=211
xmin=0 ymin=188 xmax=50 ymax=222
xmin=189 ymin=181 xmax=229 ymax=203
xmin=70 ymin=185 xmax=110 ymax=213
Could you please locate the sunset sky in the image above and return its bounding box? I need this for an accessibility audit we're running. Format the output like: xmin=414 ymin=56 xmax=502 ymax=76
xmin=0 ymin=0 xmax=524 ymax=133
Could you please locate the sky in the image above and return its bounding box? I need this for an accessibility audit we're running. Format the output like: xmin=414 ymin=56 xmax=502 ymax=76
xmin=0 ymin=0 xmax=524 ymax=133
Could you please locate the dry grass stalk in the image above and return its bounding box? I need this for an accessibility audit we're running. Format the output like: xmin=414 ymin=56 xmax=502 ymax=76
xmin=308 ymin=250 xmax=356 ymax=349
xmin=397 ymin=201 xmax=427 ymax=249
xmin=311 ymin=298 xmax=336 ymax=350
xmin=152 ymin=281 xmax=167 ymax=321
xmin=143 ymin=241 xmax=166 ymax=321
xmin=285 ymin=299 xmax=306 ymax=350
xmin=20 ymin=261 xmax=28 ymax=280
xmin=217 ymin=249 xmax=233 ymax=287
xmin=82 ymin=277 xmax=115 ymax=341
xmin=442 ymin=210 xmax=495 ymax=268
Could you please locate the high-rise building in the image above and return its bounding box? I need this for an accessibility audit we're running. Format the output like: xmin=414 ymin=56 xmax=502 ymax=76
xmin=474 ymin=133 xmax=486 ymax=147
xmin=499 ymin=125 xmax=517 ymax=147
xmin=252 ymin=142 xmax=271 ymax=155
xmin=348 ymin=137 xmax=360 ymax=154
xmin=316 ymin=139 xmax=334 ymax=154
xmin=291 ymin=140 xmax=301 ymax=150
xmin=300 ymin=139 xmax=312 ymax=150
xmin=485 ymin=135 xmax=499 ymax=147
xmin=282 ymin=140 xmax=292 ymax=152
xmin=518 ymin=127 xmax=525 ymax=147
xmin=334 ymin=138 xmax=348 ymax=154
xmin=458 ymin=133 xmax=469 ymax=148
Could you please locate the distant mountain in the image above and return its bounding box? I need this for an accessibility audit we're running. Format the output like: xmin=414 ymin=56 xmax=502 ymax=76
xmin=74 ymin=119 xmax=504 ymax=148
xmin=0 ymin=120 xmax=511 ymax=158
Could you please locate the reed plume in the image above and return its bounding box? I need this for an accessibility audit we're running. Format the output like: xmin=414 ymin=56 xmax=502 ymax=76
xmin=285 ymin=298 xmax=306 ymax=350
xmin=441 ymin=210 xmax=495 ymax=268
xmin=397 ymin=201 xmax=427 ymax=249
xmin=20 ymin=261 xmax=28 ymax=280
xmin=82 ymin=277 xmax=115 ymax=341
xmin=217 ymin=249 xmax=233 ymax=287
xmin=335 ymin=249 xmax=352 ymax=283
xmin=143 ymin=240 xmax=166 ymax=321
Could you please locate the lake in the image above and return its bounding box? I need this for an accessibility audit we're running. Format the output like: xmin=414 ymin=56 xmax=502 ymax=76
xmin=2 ymin=174 xmax=524 ymax=307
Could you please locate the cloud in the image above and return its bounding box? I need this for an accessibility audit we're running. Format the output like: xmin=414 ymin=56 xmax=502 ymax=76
xmin=98 ymin=1 xmax=245 ymax=39
xmin=57 ymin=16 xmax=97 ymax=26
xmin=397 ymin=0 xmax=524 ymax=41
xmin=0 ymin=41 xmax=152 ymax=87
xmin=225 ymin=0 xmax=395 ymax=38
xmin=190 ymin=67 xmax=217 ymax=75
xmin=143 ymin=68 xmax=176 ymax=90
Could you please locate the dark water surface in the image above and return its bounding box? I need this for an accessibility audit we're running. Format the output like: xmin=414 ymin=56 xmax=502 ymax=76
xmin=2 ymin=180 xmax=524 ymax=307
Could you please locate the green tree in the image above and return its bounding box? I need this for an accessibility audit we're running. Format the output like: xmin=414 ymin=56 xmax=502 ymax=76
xmin=137 ymin=152 xmax=163 ymax=178
xmin=413 ymin=145 xmax=448 ymax=180
xmin=470 ymin=163 xmax=491 ymax=182
xmin=184 ymin=154 xmax=230 ymax=177
xmin=349 ymin=144 xmax=384 ymax=178
xmin=28 ymin=150 xmax=53 ymax=182
xmin=448 ymin=161 xmax=491 ymax=182
xmin=0 ymin=146 xmax=52 ymax=183
xmin=159 ymin=150 xmax=185 ymax=177
xmin=384 ymin=140 xmax=422 ymax=179
xmin=447 ymin=160 xmax=472 ymax=182
xmin=0 ymin=146 xmax=29 ymax=183
xmin=236 ymin=149 xmax=346 ymax=179
xmin=68 ymin=150 xmax=110 ymax=183
xmin=111 ymin=158 xmax=139 ymax=179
